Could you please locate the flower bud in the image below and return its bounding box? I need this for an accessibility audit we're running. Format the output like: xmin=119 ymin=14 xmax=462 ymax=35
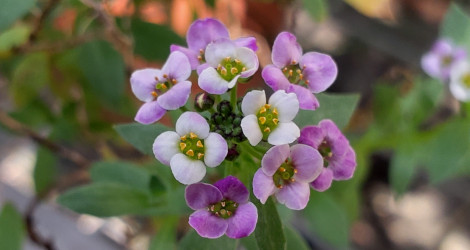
xmin=217 ymin=100 xmax=232 ymax=115
xmin=194 ymin=92 xmax=215 ymax=112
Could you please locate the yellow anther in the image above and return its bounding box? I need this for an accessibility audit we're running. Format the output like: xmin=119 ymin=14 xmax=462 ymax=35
xmin=296 ymin=69 xmax=302 ymax=74
xmin=259 ymin=107 xmax=266 ymax=114
xmin=278 ymin=185 xmax=284 ymax=189
xmin=221 ymin=201 xmax=226 ymax=207
xmin=154 ymin=76 xmax=159 ymax=81
xmin=190 ymin=132 xmax=198 ymax=139
xmin=279 ymin=167 xmax=286 ymax=172
xmin=220 ymin=209 xmax=227 ymax=215
xmin=289 ymin=69 xmax=293 ymax=77
xmin=186 ymin=149 xmax=194 ymax=157
xmin=292 ymin=60 xmax=297 ymax=65
xmin=299 ymin=74 xmax=303 ymax=80
xmin=217 ymin=64 xmax=222 ymax=71
xmin=179 ymin=143 xmax=187 ymax=151
xmin=197 ymin=55 xmax=203 ymax=61
xmin=210 ymin=205 xmax=215 ymax=211
xmin=151 ymin=91 xmax=158 ymax=97
xmin=272 ymin=118 xmax=279 ymax=125
xmin=327 ymin=152 xmax=333 ymax=157
xmin=290 ymin=178 xmax=295 ymax=182
xmin=264 ymin=127 xmax=271 ymax=133
xmin=282 ymin=67 xmax=288 ymax=72
xmin=225 ymin=56 xmax=231 ymax=62
xmin=180 ymin=135 xmax=187 ymax=141
xmin=227 ymin=211 xmax=232 ymax=216
xmin=221 ymin=68 xmax=227 ymax=75
xmin=171 ymin=79 xmax=177 ymax=84
xmin=159 ymin=84 xmax=167 ymax=89
xmin=163 ymin=74 xmax=168 ymax=78
xmin=242 ymin=67 xmax=246 ymax=72
xmin=231 ymin=67 xmax=238 ymax=74
xmin=305 ymin=80 xmax=310 ymax=84
xmin=199 ymin=49 xmax=204 ymax=54
xmin=294 ymin=169 xmax=298 ymax=173
xmin=273 ymin=108 xmax=278 ymax=115
xmin=196 ymin=140 xmax=204 ymax=148
xmin=259 ymin=116 xmax=266 ymax=125
xmin=235 ymin=59 xmax=241 ymax=64
xmin=197 ymin=153 xmax=204 ymax=160
xmin=264 ymin=104 xmax=271 ymax=109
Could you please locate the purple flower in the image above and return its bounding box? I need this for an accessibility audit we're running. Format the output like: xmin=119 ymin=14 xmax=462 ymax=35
xmin=153 ymin=112 xmax=228 ymax=184
xmin=185 ymin=176 xmax=258 ymax=239
xmin=253 ymin=144 xmax=323 ymax=210
xmin=198 ymin=39 xmax=259 ymax=94
xmin=170 ymin=18 xmax=257 ymax=73
xmin=421 ymin=39 xmax=467 ymax=81
xmin=240 ymin=90 xmax=300 ymax=146
xmin=298 ymin=119 xmax=357 ymax=192
xmin=262 ymin=32 xmax=338 ymax=110
xmin=130 ymin=51 xmax=192 ymax=124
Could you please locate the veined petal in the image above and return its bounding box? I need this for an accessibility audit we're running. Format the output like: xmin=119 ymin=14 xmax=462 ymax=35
xmin=176 ymin=112 xmax=210 ymax=138
xmin=310 ymin=168 xmax=333 ymax=192
xmin=205 ymin=39 xmax=237 ymax=67
xmin=261 ymin=144 xmax=290 ymax=176
xmin=189 ymin=210 xmax=228 ymax=239
xmin=153 ymin=131 xmax=180 ymax=165
xmin=298 ymin=125 xmax=324 ymax=149
xmin=241 ymin=90 xmax=266 ymax=116
xmin=268 ymin=122 xmax=300 ymax=145
xmin=170 ymin=154 xmax=207 ymax=185
xmin=262 ymin=65 xmax=291 ymax=91
xmin=268 ymin=90 xmax=299 ymax=122
xmin=162 ymin=51 xmax=191 ymax=82
xmin=226 ymin=203 xmax=257 ymax=239
xmin=300 ymin=52 xmax=337 ymax=93
xmin=275 ymin=181 xmax=310 ymax=210
xmin=135 ymin=101 xmax=166 ymax=124
xmin=331 ymin=147 xmax=356 ymax=180
xmin=253 ymin=169 xmax=276 ymax=204
xmin=130 ymin=69 xmax=161 ymax=102
xmin=287 ymin=83 xmax=319 ymax=110
xmin=187 ymin=18 xmax=230 ymax=52
xmin=241 ymin=115 xmax=263 ymax=146
xmin=204 ymin=132 xmax=228 ymax=167
xmin=214 ymin=176 xmax=249 ymax=204
xmin=272 ymin=32 xmax=302 ymax=68
xmin=236 ymin=47 xmax=259 ymax=78
xmin=170 ymin=45 xmax=200 ymax=70
xmin=157 ymin=81 xmax=192 ymax=110
xmin=290 ymin=144 xmax=323 ymax=182
xmin=185 ymin=183 xmax=223 ymax=210
xmin=199 ymin=67 xmax=230 ymax=94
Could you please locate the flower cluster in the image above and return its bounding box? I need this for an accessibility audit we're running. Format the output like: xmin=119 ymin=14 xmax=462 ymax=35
xmin=129 ymin=18 xmax=357 ymax=238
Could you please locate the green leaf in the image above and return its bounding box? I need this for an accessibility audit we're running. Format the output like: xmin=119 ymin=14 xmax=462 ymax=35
xmin=0 ymin=203 xmax=25 ymax=250
xmin=149 ymin=216 xmax=178 ymax=250
xmin=114 ymin=122 xmax=170 ymax=155
xmin=301 ymin=0 xmax=328 ymax=22
xmin=33 ymin=146 xmax=57 ymax=195
xmin=90 ymin=161 xmax=151 ymax=190
xmin=441 ymin=3 xmax=470 ymax=50
xmin=132 ymin=19 xmax=185 ymax=61
xmin=0 ymin=24 xmax=30 ymax=55
xmin=77 ymin=40 xmax=125 ymax=106
xmin=253 ymin=197 xmax=286 ymax=250
xmin=285 ymin=225 xmax=309 ymax=250
xmin=389 ymin=143 xmax=419 ymax=196
xmin=294 ymin=93 xmax=360 ymax=129
xmin=178 ymin=229 xmax=237 ymax=250
xmin=0 ymin=0 xmax=35 ymax=32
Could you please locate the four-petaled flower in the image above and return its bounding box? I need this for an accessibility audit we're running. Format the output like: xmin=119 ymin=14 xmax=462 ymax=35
xmin=153 ymin=112 xmax=228 ymax=184
xmin=262 ymin=32 xmax=338 ymax=110
xmin=253 ymin=144 xmax=323 ymax=210
xmin=421 ymin=39 xmax=467 ymax=81
xmin=130 ymin=51 xmax=192 ymax=124
xmin=186 ymin=176 xmax=258 ymax=239
xmin=450 ymin=61 xmax=470 ymax=101
xmin=241 ymin=90 xmax=300 ymax=146
xmin=298 ymin=119 xmax=357 ymax=191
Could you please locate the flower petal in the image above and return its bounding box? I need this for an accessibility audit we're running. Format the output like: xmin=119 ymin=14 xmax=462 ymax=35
xmin=298 ymin=125 xmax=324 ymax=149
xmin=331 ymin=147 xmax=356 ymax=180
xmin=450 ymin=61 xmax=470 ymax=101
xmin=226 ymin=202 xmax=258 ymax=239
xmin=241 ymin=90 xmax=266 ymax=116
xmin=241 ymin=115 xmax=263 ymax=146
xmin=300 ymin=52 xmax=337 ymax=93
xmin=176 ymin=112 xmax=210 ymax=138
xmin=272 ymin=32 xmax=302 ymax=68
xmin=262 ymin=65 xmax=291 ymax=91
xmin=310 ymin=168 xmax=333 ymax=192
xmin=275 ymin=181 xmax=310 ymax=210
xmin=268 ymin=122 xmax=300 ymax=145
xmin=233 ymin=37 xmax=258 ymax=51
xmin=198 ymin=67 xmax=230 ymax=94
xmin=214 ymin=176 xmax=249 ymax=203
xmin=157 ymin=81 xmax=192 ymax=110
xmin=421 ymin=53 xmax=442 ymax=79
xmin=204 ymin=132 xmax=228 ymax=167
xmin=236 ymin=47 xmax=259 ymax=78
xmin=196 ymin=63 xmax=210 ymax=75
xmin=204 ymin=39 xmax=237 ymax=67
xmin=319 ymin=119 xmax=349 ymax=156
xmin=227 ymin=75 xmax=241 ymax=89
xmin=261 ymin=144 xmax=290 ymax=176
xmin=187 ymin=18 xmax=230 ymax=52
xmin=170 ymin=154 xmax=207 ymax=185
xmin=153 ymin=131 xmax=180 ymax=165
xmin=253 ymin=169 xmax=276 ymax=204
xmin=170 ymin=44 xmax=200 ymax=70
xmin=268 ymin=90 xmax=299 ymax=122
xmin=161 ymin=51 xmax=191 ymax=82
xmin=185 ymin=183 xmax=223 ymax=210
xmin=287 ymin=84 xmax=319 ymax=110
xmin=130 ymin=69 xmax=161 ymax=102
xmin=189 ymin=210 xmax=228 ymax=239
xmin=135 ymin=101 xmax=166 ymax=124
xmin=290 ymin=144 xmax=323 ymax=182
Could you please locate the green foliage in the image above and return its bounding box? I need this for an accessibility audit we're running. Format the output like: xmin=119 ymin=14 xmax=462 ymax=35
xmin=441 ymin=3 xmax=470 ymax=50
xmin=0 ymin=203 xmax=25 ymax=250
xmin=179 ymin=230 xmax=237 ymax=250
xmin=114 ymin=122 xmax=170 ymax=155
xmin=90 ymin=161 xmax=151 ymax=191
xmin=301 ymin=0 xmax=328 ymax=22
xmin=253 ymin=197 xmax=286 ymax=250
xmin=149 ymin=216 xmax=178 ymax=250
xmin=0 ymin=0 xmax=36 ymax=32
xmin=33 ymin=146 xmax=58 ymax=195
xmin=284 ymin=225 xmax=309 ymax=250
xmin=0 ymin=24 xmax=30 ymax=56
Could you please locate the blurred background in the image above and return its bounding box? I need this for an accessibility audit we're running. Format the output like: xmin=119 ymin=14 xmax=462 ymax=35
xmin=1 ymin=0 xmax=470 ymax=249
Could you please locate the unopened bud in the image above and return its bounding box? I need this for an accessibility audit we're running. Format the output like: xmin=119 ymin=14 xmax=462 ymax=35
xmin=194 ymin=92 xmax=215 ymax=112
xmin=217 ymin=100 xmax=232 ymax=115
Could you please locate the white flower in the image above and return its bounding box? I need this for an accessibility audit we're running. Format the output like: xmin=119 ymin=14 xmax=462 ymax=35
xmin=450 ymin=61 xmax=470 ymax=102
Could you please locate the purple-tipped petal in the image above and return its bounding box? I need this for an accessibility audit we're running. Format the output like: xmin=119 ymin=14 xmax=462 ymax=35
xmin=214 ymin=176 xmax=249 ymax=204
xmin=226 ymin=202 xmax=257 ymax=238
xmin=272 ymin=32 xmax=302 ymax=68
xmin=300 ymin=52 xmax=337 ymax=93
xmin=130 ymin=69 xmax=161 ymax=102
xmin=287 ymin=84 xmax=319 ymax=110
xmin=162 ymin=51 xmax=191 ymax=82
xmin=310 ymin=168 xmax=333 ymax=192
xmin=262 ymin=65 xmax=291 ymax=91
xmin=196 ymin=63 xmax=211 ymax=75
xmin=176 ymin=112 xmax=210 ymax=138
xmin=189 ymin=210 xmax=228 ymax=239
xmin=331 ymin=147 xmax=356 ymax=180
xmin=234 ymin=37 xmax=258 ymax=51
xmin=253 ymin=169 xmax=276 ymax=204
xmin=236 ymin=47 xmax=259 ymax=78
xmin=241 ymin=90 xmax=266 ymax=116
xmin=290 ymin=144 xmax=323 ymax=182
xmin=185 ymin=183 xmax=223 ymax=210
xmin=241 ymin=115 xmax=263 ymax=146
xmin=268 ymin=90 xmax=299 ymax=122
xmin=319 ymin=120 xmax=349 ymax=156
xmin=187 ymin=18 xmax=230 ymax=52
xmin=198 ymin=67 xmax=230 ymax=94
xmin=432 ymin=39 xmax=453 ymax=55
xmin=298 ymin=125 xmax=324 ymax=148
xmin=153 ymin=131 xmax=180 ymax=165
xmin=170 ymin=154 xmax=206 ymax=185
xmin=170 ymin=44 xmax=200 ymax=70
xmin=204 ymin=39 xmax=237 ymax=67
xmin=421 ymin=53 xmax=441 ymax=79
xmin=268 ymin=122 xmax=300 ymax=145
xmin=261 ymin=144 xmax=290 ymax=176
xmin=204 ymin=132 xmax=228 ymax=168
xmin=157 ymin=81 xmax=192 ymax=110
xmin=135 ymin=101 xmax=166 ymax=124
xmin=275 ymin=181 xmax=310 ymax=210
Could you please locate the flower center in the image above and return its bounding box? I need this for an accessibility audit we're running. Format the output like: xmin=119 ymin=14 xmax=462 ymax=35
xmin=256 ymin=104 xmax=279 ymax=140
xmin=462 ymin=73 xmax=470 ymax=88
xmin=441 ymin=55 xmax=453 ymax=67
xmin=179 ymin=132 xmax=205 ymax=160
xmin=151 ymin=74 xmax=177 ymax=99
xmin=208 ymin=199 xmax=238 ymax=219
xmin=216 ymin=56 xmax=246 ymax=82
xmin=318 ymin=140 xmax=332 ymax=167
xmin=282 ymin=63 xmax=309 ymax=87
xmin=272 ymin=159 xmax=297 ymax=189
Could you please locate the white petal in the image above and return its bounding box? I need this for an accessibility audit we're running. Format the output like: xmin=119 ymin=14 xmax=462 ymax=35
xmin=198 ymin=67 xmax=230 ymax=95
xmin=176 ymin=112 xmax=210 ymax=138
xmin=268 ymin=122 xmax=300 ymax=145
xmin=161 ymin=51 xmax=191 ymax=82
xmin=268 ymin=90 xmax=299 ymax=122
xmin=241 ymin=90 xmax=266 ymax=116
xmin=241 ymin=115 xmax=263 ymax=146
xmin=227 ymin=74 xmax=241 ymax=89
xmin=450 ymin=61 xmax=470 ymax=101
xmin=170 ymin=154 xmax=207 ymax=185
xmin=236 ymin=47 xmax=259 ymax=77
xmin=153 ymin=131 xmax=180 ymax=165
xmin=204 ymin=133 xmax=228 ymax=167
xmin=205 ymin=39 xmax=237 ymax=67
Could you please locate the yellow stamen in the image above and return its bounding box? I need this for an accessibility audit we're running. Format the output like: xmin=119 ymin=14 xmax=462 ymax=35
xmin=294 ymin=169 xmax=298 ymax=173
xmin=292 ymin=60 xmax=297 ymax=65
xmin=186 ymin=150 xmax=194 ymax=157
xmin=163 ymin=74 xmax=168 ymax=78
xmin=231 ymin=68 xmax=238 ymax=74
xmin=220 ymin=209 xmax=226 ymax=215
xmin=235 ymin=59 xmax=241 ymax=64
xmin=197 ymin=55 xmax=202 ymax=61
xmin=196 ymin=140 xmax=204 ymax=148
xmin=327 ymin=152 xmax=333 ymax=157
xmin=225 ymin=56 xmax=231 ymax=62
xmin=272 ymin=118 xmax=279 ymax=125
xmin=278 ymin=185 xmax=283 ymax=189
xmin=160 ymin=84 xmax=167 ymax=89
xmin=221 ymin=68 xmax=227 ymax=75
xmin=190 ymin=132 xmax=198 ymax=139
xmin=197 ymin=153 xmax=204 ymax=160
xmin=290 ymin=178 xmax=295 ymax=182
xmin=296 ymin=69 xmax=302 ymax=74
xmin=264 ymin=127 xmax=271 ymax=133
xmin=259 ymin=107 xmax=266 ymax=114
xmin=279 ymin=167 xmax=286 ymax=172
xmin=273 ymin=108 xmax=278 ymax=115
xmin=299 ymin=74 xmax=303 ymax=80
xmin=180 ymin=135 xmax=187 ymax=141
xmin=179 ymin=143 xmax=187 ymax=151
xmin=282 ymin=67 xmax=288 ymax=72
xmin=264 ymin=104 xmax=271 ymax=109
xmin=151 ymin=91 xmax=158 ymax=97
xmin=289 ymin=69 xmax=293 ymax=77
xmin=242 ymin=67 xmax=246 ymax=72
xmin=217 ymin=64 xmax=222 ymax=71
xmin=259 ymin=116 xmax=266 ymax=125
xmin=227 ymin=211 xmax=232 ymax=216
xmin=199 ymin=49 xmax=204 ymax=54
xmin=171 ymin=79 xmax=177 ymax=84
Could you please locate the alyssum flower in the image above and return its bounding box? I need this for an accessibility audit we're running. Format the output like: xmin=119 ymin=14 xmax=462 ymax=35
xmin=298 ymin=119 xmax=357 ymax=191
xmin=130 ymin=51 xmax=191 ymax=124
xmin=449 ymin=61 xmax=470 ymax=101
xmin=253 ymin=144 xmax=323 ymax=210
xmin=185 ymin=176 xmax=257 ymax=239
xmin=262 ymin=32 xmax=338 ymax=110
xmin=241 ymin=90 xmax=300 ymax=146
xmin=153 ymin=112 xmax=228 ymax=184
xmin=421 ymin=38 xmax=467 ymax=81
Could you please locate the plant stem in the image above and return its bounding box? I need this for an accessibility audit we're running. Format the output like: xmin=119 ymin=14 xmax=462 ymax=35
xmin=179 ymin=106 xmax=189 ymax=113
xmin=230 ymin=85 xmax=238 ymax=111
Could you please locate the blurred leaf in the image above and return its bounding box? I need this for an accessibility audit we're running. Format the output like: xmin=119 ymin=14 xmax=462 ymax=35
xmin=132 ymin=19 xmax=185 ymax=61
xmin=178 ymin=229 xmax=236 ymax=250
xmin=372 ymin=84 xmax=401 ymax=132
xmin=114 ymin=122 xmax=170 ymax=155
xmin=77 ymin=40 xmax=125 ymax=106
xmin=0 ymin=203 xmax=24 ymax=250
xmin=295 ymin=93 xmax=360 ymax=129
xmin=285 ymin=225 xmax=309 ymax=250
xmin=0 ymin=0 xmax=35 ymax=32
xmin=301 ymin=0 xmax=328 ymax=21
xmin=90 ymin=161 xmax=151 ymax=190
xmin=253 ymin=197 xmax=286 ymax=250
xmin=441 ymin=3 xmax=470 ymax=50
xmin=240 ymin=234 xmax=259 ymax=250
xmin=33 ymin=146 xmax=57 ymax=195
xmin=204 ymin=0 xmax=216 ymax=8
xmin=0 ymin=24 xmax=30 ymax=56
xmin=389 ymin=141 xmax=420 ymax=196
xmin=149 ymin=216 xmax=178 ymax=250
